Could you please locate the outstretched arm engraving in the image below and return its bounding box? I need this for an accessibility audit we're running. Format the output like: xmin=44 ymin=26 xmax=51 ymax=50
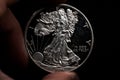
xmin=34 ymin=8 xmax=80 ymax=67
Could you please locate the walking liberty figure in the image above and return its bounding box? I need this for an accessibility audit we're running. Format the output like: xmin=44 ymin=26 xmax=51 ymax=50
xmin=34 ymin=8 xmax=80 ymax=67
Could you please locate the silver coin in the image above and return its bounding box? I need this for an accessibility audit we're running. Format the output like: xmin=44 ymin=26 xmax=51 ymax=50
xmin=25 ymin=4 xmax=94 ymax=72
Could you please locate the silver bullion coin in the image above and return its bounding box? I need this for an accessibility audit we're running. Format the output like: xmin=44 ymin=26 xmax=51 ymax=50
xmin=25 ymin=4 xmax=94 ymax=72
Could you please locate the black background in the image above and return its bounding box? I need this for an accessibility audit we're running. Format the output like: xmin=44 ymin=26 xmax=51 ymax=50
xmin=2 ymin=0 xmax=118 ymax=80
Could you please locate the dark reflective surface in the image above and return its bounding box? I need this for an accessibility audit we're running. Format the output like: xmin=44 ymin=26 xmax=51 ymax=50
xmin=25 ymin=4 xmax=94 ymax=72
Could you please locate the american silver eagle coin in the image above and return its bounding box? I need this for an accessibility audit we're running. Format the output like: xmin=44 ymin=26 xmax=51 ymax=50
xmin=25 ymin=4 xmax=94 ymax=72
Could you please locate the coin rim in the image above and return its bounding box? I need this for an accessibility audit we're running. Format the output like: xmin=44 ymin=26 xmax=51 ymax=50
xmin=24 ymin=4 xmax=94 ymax=72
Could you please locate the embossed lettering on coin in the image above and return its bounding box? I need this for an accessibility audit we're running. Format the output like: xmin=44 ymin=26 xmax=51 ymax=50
xmin=25 ymin=4 xmax=94 ymax=72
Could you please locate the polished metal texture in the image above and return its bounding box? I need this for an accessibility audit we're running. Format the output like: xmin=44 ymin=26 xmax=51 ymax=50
xmin=25 ymin=4 xmax=94 ymax=72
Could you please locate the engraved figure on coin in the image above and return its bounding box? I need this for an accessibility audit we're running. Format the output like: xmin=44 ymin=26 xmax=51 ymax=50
xmin=34 ymin=8 xmax=80 ymax=67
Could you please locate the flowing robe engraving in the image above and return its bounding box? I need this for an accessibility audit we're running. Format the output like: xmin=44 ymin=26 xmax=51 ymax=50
xmin=34 ymin=8 xmax=80 ymax=67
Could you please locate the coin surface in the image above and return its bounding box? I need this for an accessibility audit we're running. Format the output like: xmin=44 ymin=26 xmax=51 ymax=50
xmin=25 ymin=4 xmax=94 ymax=72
